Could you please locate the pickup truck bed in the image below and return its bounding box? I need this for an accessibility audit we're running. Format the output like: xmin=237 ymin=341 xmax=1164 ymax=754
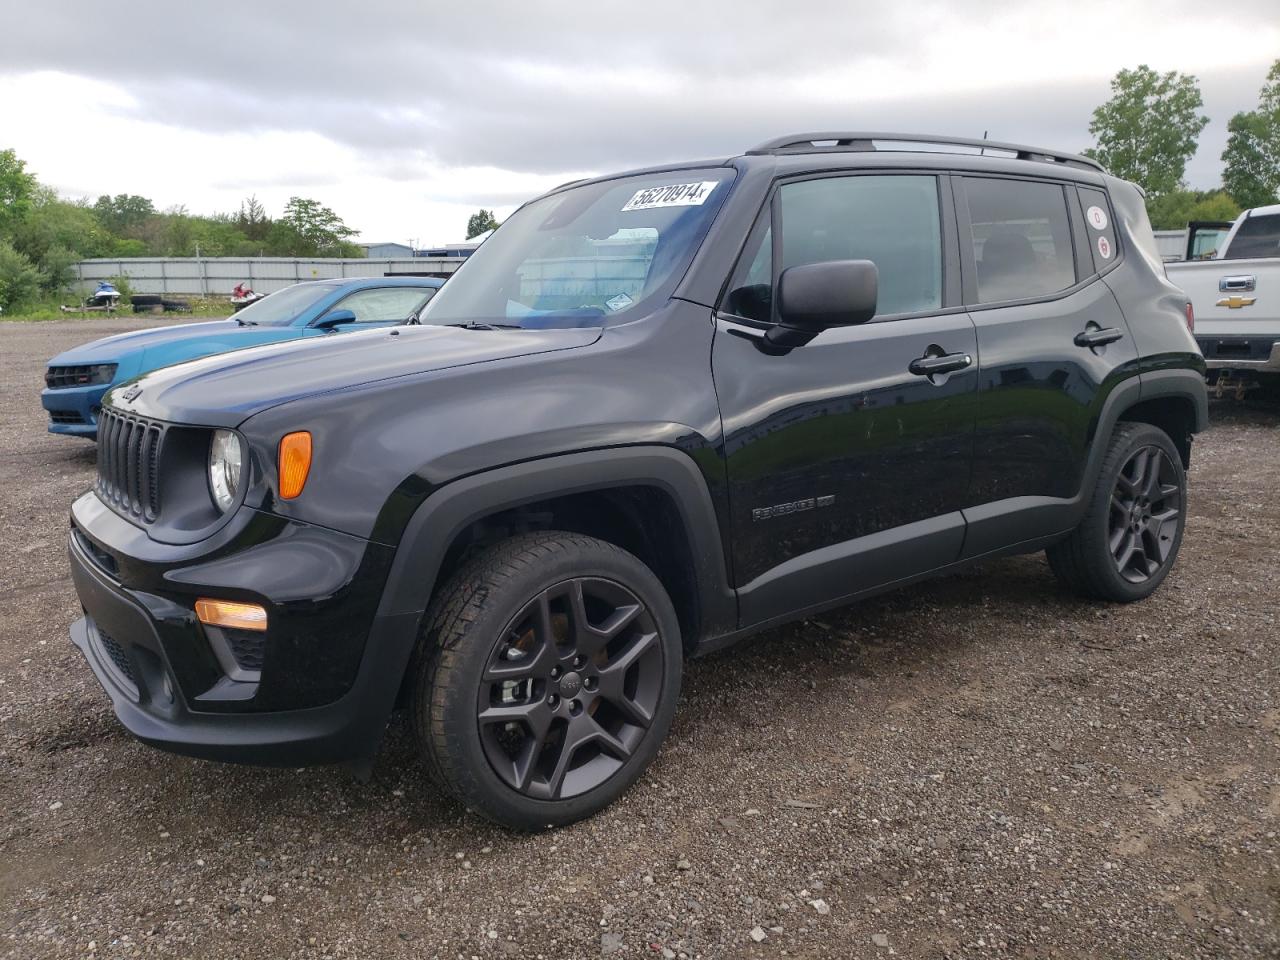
xmin=1165 ymin=205 xmax=1280 ymax=392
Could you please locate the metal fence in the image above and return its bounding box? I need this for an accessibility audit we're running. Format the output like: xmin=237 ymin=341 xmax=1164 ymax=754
xmin=72 ymin=257 xmax=465 ymax=297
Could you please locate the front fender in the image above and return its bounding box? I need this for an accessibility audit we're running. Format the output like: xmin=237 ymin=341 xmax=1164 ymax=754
xmin=374 ymin=446 xmax=737 ymax=640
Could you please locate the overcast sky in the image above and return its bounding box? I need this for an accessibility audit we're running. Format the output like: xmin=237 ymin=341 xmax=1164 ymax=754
xmin=1 ymin=1 xmax=1276 ymax=245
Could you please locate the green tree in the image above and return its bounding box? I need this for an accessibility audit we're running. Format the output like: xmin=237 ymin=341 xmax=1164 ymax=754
xmin=37 ymin=243 xmax=79 ymax=295
xmin=466 ymin=208 xmax=500 ymax=239
xmin=92 ymin=193 xmax=156 ymax=236
xmin=0 ymin=238 xmax=42 ymax=310
xmin=235 ymin=195 xmax=272 ymax=242
xmin=1145 ymin=189 xmax=1241 ymax=230
xmin=1085 ymin=65 xmax=1209 ymax=198
xmin=268 ymin=197 xmax=359 ymax=256
xmin=12 ymin=190 xmax=113 ymax=263
xmin=0 ymin=148 xmax=38 ymax=237
xmin=1221 ymin=60 xmax=1280 ymax=209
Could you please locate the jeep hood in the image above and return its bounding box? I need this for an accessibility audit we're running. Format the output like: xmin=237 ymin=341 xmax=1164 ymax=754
xmin=111 ymin=324 xmax=603 ymax=427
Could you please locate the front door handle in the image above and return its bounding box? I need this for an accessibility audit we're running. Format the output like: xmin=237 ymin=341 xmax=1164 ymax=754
xmin=908 ymin=351 xmax=972 ymax=377
xmin=1074 ymin=326 xmax=1124 ymax=348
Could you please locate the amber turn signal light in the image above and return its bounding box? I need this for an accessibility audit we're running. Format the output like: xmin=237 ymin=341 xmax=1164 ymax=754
xmin=195 ymin=598 xmax=268 ymax=632
xmin=278 ymin=431 xmax=312 ymax=499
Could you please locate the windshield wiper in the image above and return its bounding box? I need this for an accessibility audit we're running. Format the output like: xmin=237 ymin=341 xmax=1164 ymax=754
xmin=445 ymin=321 xmax=523 ymax=330
xmin=235 ymin=317 xmax=258 ymax=326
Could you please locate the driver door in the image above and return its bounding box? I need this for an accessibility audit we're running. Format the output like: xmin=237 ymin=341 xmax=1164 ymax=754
xmin=713 ymin=172 xmax=978 ymax=626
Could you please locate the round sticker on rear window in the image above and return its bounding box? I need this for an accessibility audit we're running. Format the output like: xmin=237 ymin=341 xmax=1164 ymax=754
xmin=1086 ymin=205 xmax=1109 ymax=230
xmin=1097 ymin=236 xmax=1112 ymax=260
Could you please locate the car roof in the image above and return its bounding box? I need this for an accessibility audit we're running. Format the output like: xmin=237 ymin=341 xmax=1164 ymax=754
xmin=541 ymin=131 xmax=1109 ymax=201
xmin=311 ymin=276 xmax=444 ymax=287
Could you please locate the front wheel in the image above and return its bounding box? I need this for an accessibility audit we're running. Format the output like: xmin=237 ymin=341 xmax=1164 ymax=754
xmin=1047 ymin=422 xmax=1187 ymax=602
xmin=411 ymin=532 xmax=682 ymax=829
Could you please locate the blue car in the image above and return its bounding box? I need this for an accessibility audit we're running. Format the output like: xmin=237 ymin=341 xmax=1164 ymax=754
xmin=42 ymin=276 xmax=443 ymax=438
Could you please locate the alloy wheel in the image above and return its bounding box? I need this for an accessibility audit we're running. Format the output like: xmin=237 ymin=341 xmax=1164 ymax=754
xmin=1108 ymin=445 xmax=1181 ymax=584
xmin=475 ymin=577 xmax=665 ymax=800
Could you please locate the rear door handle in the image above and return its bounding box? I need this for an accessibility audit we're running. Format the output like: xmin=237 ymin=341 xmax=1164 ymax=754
xmin=1220 ymin=275 xmax=1256 ymax=293
xmin=909 ymin=352 xmax=972 ymax=377
xmin=1074 ymin=326 xmax=1124 ymax=348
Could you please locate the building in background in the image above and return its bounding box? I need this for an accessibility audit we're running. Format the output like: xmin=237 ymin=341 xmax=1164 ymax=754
xmin=361 ymin=242 xmax=415 ymax=258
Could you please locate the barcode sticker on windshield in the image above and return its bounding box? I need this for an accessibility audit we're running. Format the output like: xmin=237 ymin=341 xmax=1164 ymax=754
xmin=621 ymin=181 xmax=719 ymax=212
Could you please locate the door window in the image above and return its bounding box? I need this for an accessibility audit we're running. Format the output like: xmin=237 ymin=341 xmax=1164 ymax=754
xmin=330 ymin=286 xmax=435 ymax=323
xmin=1225 ymin=213 xmax=1280 ymax=260
xmin=721 ymin=175 xmax=943 ymax=322
xmin=965 ymin=178 xmax=1076 ymax=303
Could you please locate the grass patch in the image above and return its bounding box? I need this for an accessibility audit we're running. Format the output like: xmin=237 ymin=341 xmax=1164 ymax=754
xmin=1 ymin=298 xmax=232 ymax=323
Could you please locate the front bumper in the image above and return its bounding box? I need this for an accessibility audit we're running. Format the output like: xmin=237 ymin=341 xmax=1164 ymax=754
xmin=67 ymin=493 xmax=417 ymax=766
xmin=41 ymin=383 xmax=109 ymax=437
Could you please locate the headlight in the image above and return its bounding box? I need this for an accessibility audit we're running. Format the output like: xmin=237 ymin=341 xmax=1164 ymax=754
xmin=208 ymin=430 xmax=244 ymax=512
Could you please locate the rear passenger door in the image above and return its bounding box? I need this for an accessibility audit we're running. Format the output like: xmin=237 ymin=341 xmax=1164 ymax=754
xmin=955 ymin=175 xmax=1139 ymax=557
xmin=713 ymin=172 xmax=979 ymax=626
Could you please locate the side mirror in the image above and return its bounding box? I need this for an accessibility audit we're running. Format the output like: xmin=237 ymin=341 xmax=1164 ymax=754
xmin=767 ymin=260 xmax=878 ymax=348
xmin=313 ymin=308 xmax=357 ymax=330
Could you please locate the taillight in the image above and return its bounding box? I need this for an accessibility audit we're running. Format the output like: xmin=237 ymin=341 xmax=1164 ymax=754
xmin=1185 ymin=302 xmax=1194 ymax=333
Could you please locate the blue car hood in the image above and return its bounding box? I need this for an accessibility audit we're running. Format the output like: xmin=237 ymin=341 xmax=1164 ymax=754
xmin=110 ymin=323 xmax=603 ymax=427
xmin=48 ymin=320 xmax=251 ymax=364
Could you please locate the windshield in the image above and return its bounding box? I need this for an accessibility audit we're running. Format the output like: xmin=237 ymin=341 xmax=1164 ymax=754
xmin=232 ymin=282 xmax=332 ymax=327
xmin=422 ymin=168 xmax=735 ymax=329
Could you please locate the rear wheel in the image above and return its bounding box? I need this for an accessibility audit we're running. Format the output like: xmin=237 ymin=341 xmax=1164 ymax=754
xmin=1047 ymin=422 xmax=1186 ymax=602
xmin=411 ymin=532 xmax=682 ymax=829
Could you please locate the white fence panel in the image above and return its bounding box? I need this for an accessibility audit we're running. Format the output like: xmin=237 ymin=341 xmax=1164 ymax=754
xmin=74 ymin=257 xmax=464 ymax=297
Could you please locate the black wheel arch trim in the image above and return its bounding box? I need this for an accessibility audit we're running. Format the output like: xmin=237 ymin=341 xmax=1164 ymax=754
xmin=1139 ymin=366 xmax=1210 ymax=433
xmin=375 ymin=446 xmax=738 ymax=641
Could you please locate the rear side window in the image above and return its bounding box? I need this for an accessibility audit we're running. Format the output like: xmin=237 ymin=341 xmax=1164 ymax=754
xmin=1077 ymin=187 xmax=1120 ymax=273
xmin=965 ymin=177 xmax=1076 ymax=304
xmin=1225 ymin=213 xmax=1280 ymax=260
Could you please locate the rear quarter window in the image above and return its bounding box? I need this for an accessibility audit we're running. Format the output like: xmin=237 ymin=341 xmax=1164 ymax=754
xmin=1077 ymin=187 xmax=1120 ymax=273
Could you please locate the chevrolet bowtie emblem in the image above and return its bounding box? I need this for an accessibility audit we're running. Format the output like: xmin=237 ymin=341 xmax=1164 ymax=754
xmin=1216 ymin=295 xmax=1257 ymax=309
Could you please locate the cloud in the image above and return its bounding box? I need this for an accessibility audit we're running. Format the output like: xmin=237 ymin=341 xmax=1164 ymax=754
xmin=1 ymin=0 xmax=1277 ymax=239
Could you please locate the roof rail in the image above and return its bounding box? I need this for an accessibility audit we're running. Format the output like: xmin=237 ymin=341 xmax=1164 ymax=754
xmin=745 ymin=132 xmax=1104 ymax=173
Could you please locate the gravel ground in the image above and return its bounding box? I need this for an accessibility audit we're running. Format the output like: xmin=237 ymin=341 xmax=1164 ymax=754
xmin=1 ymin=316 xmax=1277 ymax=960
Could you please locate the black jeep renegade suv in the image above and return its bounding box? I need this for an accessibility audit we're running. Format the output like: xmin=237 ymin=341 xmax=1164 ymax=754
xmin=68 ymin=133 xmax=1208 ymax=829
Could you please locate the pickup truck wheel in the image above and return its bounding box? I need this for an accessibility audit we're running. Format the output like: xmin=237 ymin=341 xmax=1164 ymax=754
xmin=411 ymin=532 xmax=682 ymax=830
xmin=1046 ymin=422 xmax=1186 ymax=602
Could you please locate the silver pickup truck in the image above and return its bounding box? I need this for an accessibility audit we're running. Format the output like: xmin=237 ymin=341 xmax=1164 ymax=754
xmin=1166 ymin=204 xmax=1280 ymax=398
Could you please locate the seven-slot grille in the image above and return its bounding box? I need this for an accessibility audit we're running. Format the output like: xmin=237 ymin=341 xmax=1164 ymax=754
xmin=96 ymin=408 xmax=165 ymax=523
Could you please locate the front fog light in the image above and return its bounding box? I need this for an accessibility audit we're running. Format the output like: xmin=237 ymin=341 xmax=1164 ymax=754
xmin=208 ymin=429 xmax=244 ymax=512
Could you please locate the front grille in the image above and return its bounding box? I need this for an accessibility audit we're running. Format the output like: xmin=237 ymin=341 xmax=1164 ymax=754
xmin=226 ymin=630 xmax=266 ymax=672
xmin=96 ymin=627 xmax=137 ymax=688
xmin=96 ymin=408 xmax=165 ymax=523
xmin=49 ymin=409 xmax=86 ymax=425
xmin=46 ymin=364 xmax=115 ymax=389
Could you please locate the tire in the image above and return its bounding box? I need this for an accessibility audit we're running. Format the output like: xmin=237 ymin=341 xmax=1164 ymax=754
xmin=1046 ymin=422 xmax=1187 ymax=602
xmin=410 ymin=532 xmax=682 ymax=830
